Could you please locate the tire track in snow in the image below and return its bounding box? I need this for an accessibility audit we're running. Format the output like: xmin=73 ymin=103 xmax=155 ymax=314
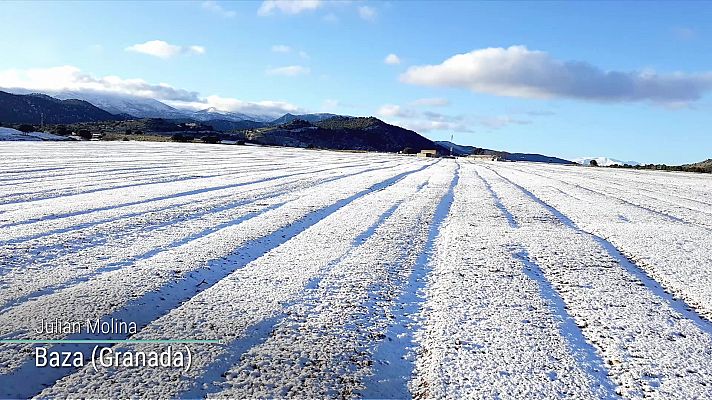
xmin=411 ymin=163 xmax=606 ymax=399
xmin=0 ymin=160 xmax=403 ymax=243
xmin=0 ymin=162 xmax=339 ymax=228
xmin=479 ymin=163 xmax=712 ymax=398
xmin=475 ymin=165 xmax=615 ymax=397
xmin=0 ymin=160 xmax=400 ymax=280
xmin=514 ymin=249 xmax=617 ymax=398
xmin=0 ymin=161 xmax=407 ymax=310
xmin=177 ymin=195 xmax=417 ymax=399
xmin=203 ymin=162 xmax=454 ymax=399
xmin=0 ymin=158 xmax=385 ymax=204
xmin=31 ymin=162 xmax=440 ymax=399
xmin=489 ymin=164 xmax=712 ymax=323
xmin=358 ymin=162 xmax=459 ymax=399
xmin=487 ymin=165 xmax=712 ymax=334
xmin=508 ymin=165 xmax=712 ymax=229
xmin=0 ymin=161 xmax=434 ymax=398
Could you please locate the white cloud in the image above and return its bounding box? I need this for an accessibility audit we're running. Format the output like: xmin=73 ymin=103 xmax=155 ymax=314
xmin=265 ymin=65 xmax=311 ymax=76
xmin=168 ymin=95 xmax=301 ymax=117
xmin=377 ymin=102 xmax=534 ymax=133
xmin=377 ymin=104 xmax=409 ymax=118
xmin=201 ymin=1 xmax=237 ymax=18
xmin=0 ymin=66 xmax=200 ymax=101
xmin=125 ymin=40 xmax=205 ymax=59
xmin=321 ymin=99 xmax=340 ymax=110
xmin=376 ymin=104 xmax=471 ymax=133
xmin=384 ymin=53 xmax=401 ymax=65
xmin=401 ymin=45 xmax=712 ymax=105
xmin=299 ymin=50 xmax=310 ymax=59
xmin=258 ymin=0 xmax=322 ymax=16
xmin=358 ymin=5 xmax=377 ymax=21
xmin=478 ymin=115 xmax=531 ymax=129
xmin=0 ymin=65 xmax=300 ymax=118
xmin=271 ymin=44 xmax=292 ymax=53
xmin=188 ymin=45 xmax=206 ymax=55
xmin=411 ymin=97 xmax=449 ymax=107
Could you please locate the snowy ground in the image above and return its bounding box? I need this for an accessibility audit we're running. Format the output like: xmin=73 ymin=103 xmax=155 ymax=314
xmin=0 ymin=142 xmax=710 ymax=399
xmin=0 ymin=127 xmax=73 ymax=141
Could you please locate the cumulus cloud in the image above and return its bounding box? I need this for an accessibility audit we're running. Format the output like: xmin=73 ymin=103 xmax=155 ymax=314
xmin=201 ymin=1 xmax=237 ymax=18
xmin=0 ymin=65 xmax=200 ymax=101
xmin=258 ymin=0 xmax=321 ymax=16
xmin=0 ymin=65 xmax=300 ymax=118
xmin=167 ymin=95 xmax=301 ymax=117
xmin=400 ymin=45 xmax=712 ymax=105
xmin=265 ymin=65 xmax=310 ymax=76
xmin=377 ymin=102 xmax=536 ymax=133
xmin=358 ymin=6 xmax=377 ymax=21
xmin=411 ymin=97 xmax=449 ymax=107
xmin=478 ymin=115 xmax=531 ymax=129
xmin=384 ymin=54 xmax=401 ymax=65
xmin=125 ymin=40 xmax=205 ymax=59
xmin=376 ymin=104 xmax=472 ymax=133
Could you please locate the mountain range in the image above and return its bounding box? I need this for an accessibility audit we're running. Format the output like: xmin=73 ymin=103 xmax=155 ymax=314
xmin=271 ymin=113 xmax=341 ymax=125
xmin=572 ymin=157 xmax=640 ymax=166
xmin=2 ymin=89 xmax=276 ymax=122
xmin=241 ymin=117 xmax=436 ymax=153
xmin=0 ymin=91 xmax=120 ymax=124
xmin=0 ymin=89 xmax=587 ymax=164
xmin=435 ymin=141 xmax=574 ymax=164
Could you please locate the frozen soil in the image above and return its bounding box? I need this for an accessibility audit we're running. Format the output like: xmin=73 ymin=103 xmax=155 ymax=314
xmin=0 ymin=142 xmax=710 ymax=399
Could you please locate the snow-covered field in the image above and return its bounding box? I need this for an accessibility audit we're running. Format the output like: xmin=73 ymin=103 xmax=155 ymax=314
xmin=0 ymin=127 xmax=72 ymax=142
xmin=0 ymin=142 xmax=710 ymax=399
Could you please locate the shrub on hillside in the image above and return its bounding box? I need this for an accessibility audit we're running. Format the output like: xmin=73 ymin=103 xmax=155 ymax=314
xmin=77 ymin=129 xmax=93 ymax=140
xmin=402 ymin=147 xmax=417 ymax=154
xmin=54 ymin=125 xmax=71 ymax=136
xmin=200 ymin=135 xmax=220 ymax=144
xmin=18 ymin=124 xmax=35 ymax=133
xmin=172 ymin=133 xmax=190 ymax=142
xmin=589 ymin=159 xmax=599 ymax=167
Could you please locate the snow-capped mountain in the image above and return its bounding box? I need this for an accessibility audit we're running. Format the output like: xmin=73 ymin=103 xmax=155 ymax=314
xmin=573 ymin=157 xmax=640 ymax=166
xmin=45 ymin=91 xmax=188 ymax=119
xmin=2 ymin=88 xmax=277 ymax=122
xmin=188 ymin=107 xmax=274 ymax=123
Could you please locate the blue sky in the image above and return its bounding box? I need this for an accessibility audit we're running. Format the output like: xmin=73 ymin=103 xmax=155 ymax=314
xmin=0 ymin=1 xmax=711 ymax=164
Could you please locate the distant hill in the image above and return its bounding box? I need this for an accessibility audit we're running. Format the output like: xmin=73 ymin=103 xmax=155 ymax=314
xmin=0 ymin=91 xmax=122 ymax=124
xmin=241 ymin=116 xmax=436 ymax=152
xmin=435 ymin=140 xmax=574 ymax=164
xmin=40 ymin=118 xmax=215 ymax=137
xmin=3 ymin=89 xmax=280 ymax=122
xmin=188 ymin=107 xmax=272 ymax=123
xmin=684 ymin=159 xmax=712 ymax=173
xmin=204 ymin=119 xmax=268 ymax=131
xmin=573 ymin=157 xmax=640 ymax=166
xmin=271 ymin=113 xmax=341 ymax=125
xmin=50 ymin=91 xmax=188 ymax=119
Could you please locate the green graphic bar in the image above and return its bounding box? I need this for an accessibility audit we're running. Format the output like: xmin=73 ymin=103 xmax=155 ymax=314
xmin=0 ymin=339 xmax=221 ymax=344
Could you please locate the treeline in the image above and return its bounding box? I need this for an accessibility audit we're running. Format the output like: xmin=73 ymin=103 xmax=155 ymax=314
xmin=607 ymin=163 xmax=711 ymax=174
